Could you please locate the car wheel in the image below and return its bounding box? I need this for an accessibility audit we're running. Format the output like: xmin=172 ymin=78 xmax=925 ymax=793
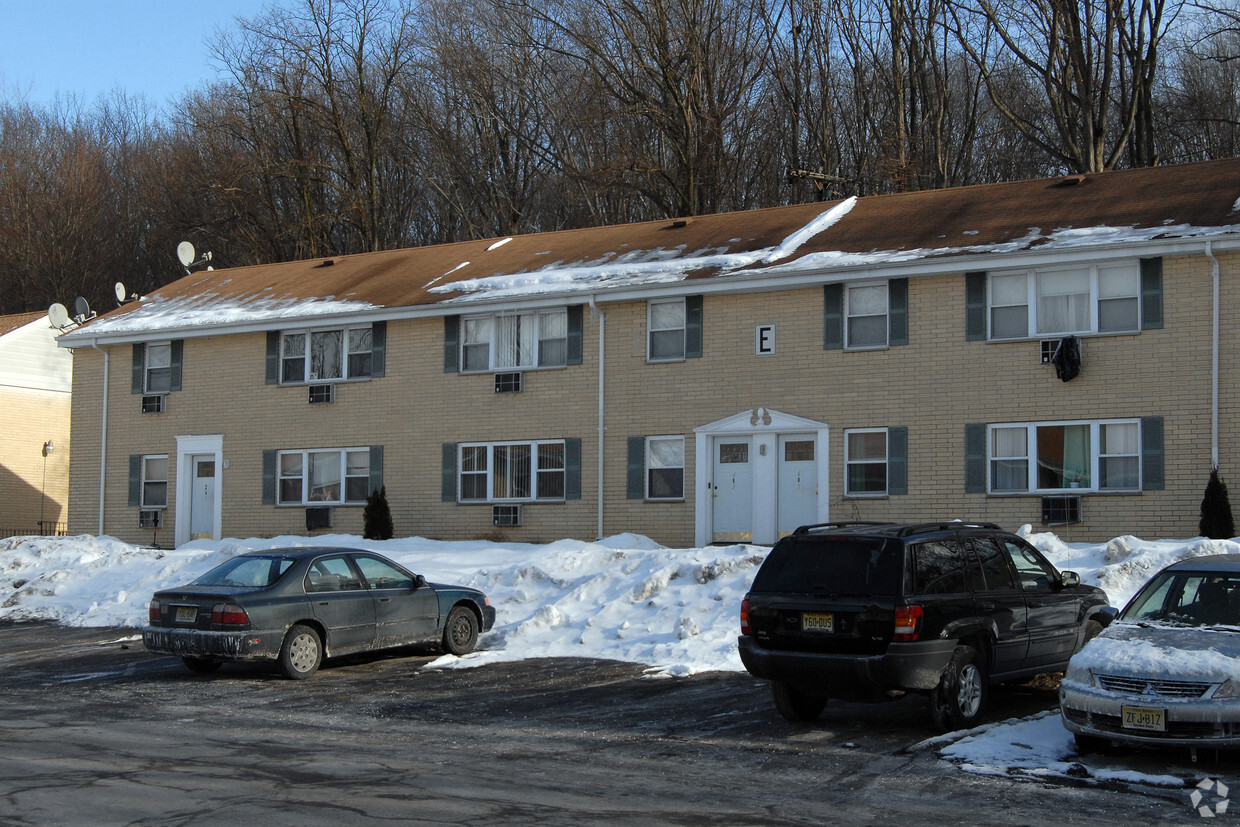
xmin=771 ymin=680 xmax=827 ymax=722
xmin=1073 ymin=732 xmax=1111 ymax=754
xmin=181 ymin=656 xmax=221 ymax=674
xmin=442 ymin=606 xmax=479 ymax=656
xmin=278 ymin=624 xmax=322 ymax=679
xmin=930 ymin=644 xmax=988 ymax=732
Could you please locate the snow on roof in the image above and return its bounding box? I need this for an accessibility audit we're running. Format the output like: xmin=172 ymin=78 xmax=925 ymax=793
xmin=61 ymin=159 xmax=1240 ymax=343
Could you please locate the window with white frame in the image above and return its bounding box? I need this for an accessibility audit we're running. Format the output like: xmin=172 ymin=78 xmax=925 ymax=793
xmin=278 ymin=448 xmax=370 ymax=504
xmin=988 ymin=263 xmax=1140 ymax=340
xmin=144 ymin=343 xmax=172 ymax=394
xmin=846 ymin=284 xmax=889 ymax=349
xmin=989 ymin=420 xmax=1140 ymax=492
xmin=648 ymin=298 xmax=686 ymax=361
xmin=647 ymin=436 xmax=685 ymax=499
xmin=845 ymin=429 xmax=888 ymax=495
xmin=281 ymin=327 xmax=373 ymax=383
xmin=142 ymin=455 xmax=169 ymax=508
xmin=458 ymin=441 xmax=566 ymax=502
xmin=460 ymin=309 xmax=568 ymax=372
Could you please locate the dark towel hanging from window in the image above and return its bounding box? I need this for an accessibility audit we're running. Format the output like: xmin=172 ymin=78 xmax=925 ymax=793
xmin=1051 ymin=335 xmax=1081 ymax=382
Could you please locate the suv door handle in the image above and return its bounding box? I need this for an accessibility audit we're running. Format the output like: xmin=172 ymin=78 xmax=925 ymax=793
xmin=977 ymin=601 xmax=996 ymax=612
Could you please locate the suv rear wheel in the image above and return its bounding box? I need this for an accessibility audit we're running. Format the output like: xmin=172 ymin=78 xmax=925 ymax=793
xmin=929 ymin=644 xmax=987 ymax=732
xmin=772 ymin=680 xmax=827 ymax=722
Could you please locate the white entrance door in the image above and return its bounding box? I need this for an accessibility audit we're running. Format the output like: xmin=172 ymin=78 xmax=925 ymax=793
xmin=189 ymin=455 xmax=217 ymax=540
xmin=712 ymin=439 xmax=753 ymax=542
xmin=777 ymin=436 xmax=819 ymax=536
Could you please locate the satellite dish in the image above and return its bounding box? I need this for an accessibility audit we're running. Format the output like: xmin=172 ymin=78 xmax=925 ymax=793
xmin=114 ymin=282 xmax=128 ymax=304
xmin=177 ymin=241 xmax=196 ymax=267
xmin=74 ymin=296 xmax=92 ymax=320
xmin=47 ymin=303 xmax=70 ymax=329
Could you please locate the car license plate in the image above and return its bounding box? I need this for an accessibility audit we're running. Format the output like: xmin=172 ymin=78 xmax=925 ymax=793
xmin=1121 ymin=705 xmax=1166 ymax=731
xmin=801 ymin=612 xmax=834 ymax=633
xmin=174 ymin=606 xmax=197 ymax=624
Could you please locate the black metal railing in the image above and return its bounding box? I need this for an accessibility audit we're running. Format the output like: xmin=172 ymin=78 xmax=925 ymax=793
xmin=0 ymin=522 xmax=68 ymax=540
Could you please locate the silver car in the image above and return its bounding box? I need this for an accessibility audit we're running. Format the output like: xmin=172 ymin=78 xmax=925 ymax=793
xmin=1060 ymin=554 xmax=1240 ymax=753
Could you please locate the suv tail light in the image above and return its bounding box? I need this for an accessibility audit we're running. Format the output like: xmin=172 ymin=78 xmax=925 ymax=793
xmin=211 ymin=603 xmax=250 ymax=626
xmin=740 ymin=597 xmax=752 ymax=636
xmin=893 ymin=605 xmax=923 ymax=642
xmin=148 ymin=600 xmax=162 ymax=623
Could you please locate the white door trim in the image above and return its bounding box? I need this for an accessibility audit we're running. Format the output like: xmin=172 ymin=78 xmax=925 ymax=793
xmin=694 ymin=409 xmax=829 ymax=547
xmin=174 ymin=434 xmax=223 ymax=547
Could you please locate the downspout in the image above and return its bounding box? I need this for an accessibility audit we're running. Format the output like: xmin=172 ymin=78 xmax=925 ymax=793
xmin=1207 ymin=242 xmax=1221 ymax=468
xmin=589 ymin=295 xmax=605 ymax=540
xmin=91 ymin=341 xmax=109 ymax=536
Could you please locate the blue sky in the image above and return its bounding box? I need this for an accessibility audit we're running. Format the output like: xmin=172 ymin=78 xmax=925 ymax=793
xmin=0 ymin=0 xmax=266 ymax=111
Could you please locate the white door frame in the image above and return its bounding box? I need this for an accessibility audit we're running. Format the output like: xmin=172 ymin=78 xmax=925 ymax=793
xmin=175 ymin=434 xmax=223 ymax=547
xmin=694 ymin=409 xmax=829 ymax=547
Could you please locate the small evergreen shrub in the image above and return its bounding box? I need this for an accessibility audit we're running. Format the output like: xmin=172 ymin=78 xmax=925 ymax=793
xmin=1200 ymin=467 xmax=1236 ymax=540
xmin=363 ymin=485 xmax=394 ymax=541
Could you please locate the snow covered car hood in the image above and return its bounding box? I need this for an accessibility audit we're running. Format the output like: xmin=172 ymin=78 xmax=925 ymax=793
xmin=1070 ymin=621 xmax=1240 ymax=683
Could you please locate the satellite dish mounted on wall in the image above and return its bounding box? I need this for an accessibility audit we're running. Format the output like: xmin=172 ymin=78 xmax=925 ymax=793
xmin=47 ymin=303 xmax=71 ymax=330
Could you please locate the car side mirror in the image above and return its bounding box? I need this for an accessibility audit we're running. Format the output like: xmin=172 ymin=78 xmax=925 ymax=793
xmin=414 ymin=574 xmax=427 ymax=588
xmin=1096 ymin=606 xmax=1119 ymax=627
xmin=1059 ymin=570 xmax=1081 ymax=588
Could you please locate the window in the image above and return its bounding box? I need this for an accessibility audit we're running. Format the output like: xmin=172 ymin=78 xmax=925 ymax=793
xmin=845 ymin=429 xmax=888 ymax=495
xmin=647 ymin=436 xmax=684 ymax=500
xmin=457 ymin=440 xmax=566 ymax=502
xmin=988 ymin=420 xmax=1140 ymax=493
xmin=353 ymin=555 xmax=414 ymax=590
xmin=460 ymin=309 xmax=568 ymax=372
xmin=277 ymin=448 xmax=370 ymax=505
xmin=281 ymin=326 xmax=375 ymax=383
xmin=145 ymin=343 xmax=172 ymax=394
xmin=988 ymin=264 xmax=1140 ymax=340
xmin=846 ymin=283 xmax=888 ymax=348
xmin=142 ymin=455 xmax=168 ymax=508
xmin=912 ymin=540 xmax=968 ymax=594
xmin=648 ymin=299 xmax=686 ymax=361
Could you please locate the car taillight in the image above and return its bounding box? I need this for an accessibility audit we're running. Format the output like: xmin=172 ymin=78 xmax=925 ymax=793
xmin=211 ymin=603 xmax=250 ymax=626
xmin=893 ymin=605 xmax=923 ymax=642
xmin=148 ymin=600 xmax=162 ymax=623
xmin=740 ymin=597 xmax=752 ymax=636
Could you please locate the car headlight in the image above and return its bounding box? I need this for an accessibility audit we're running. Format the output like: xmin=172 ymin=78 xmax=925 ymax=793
xmin=1064 ymin=661 xmax=1093 ymax=687
xmin=1215 ymin=679 xmax=1238 ymax=699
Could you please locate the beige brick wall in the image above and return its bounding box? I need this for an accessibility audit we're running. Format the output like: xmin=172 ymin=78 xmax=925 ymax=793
xmin=66 ymin=248 xmax=1240 ymax=547
xmin=0 ymin=386 xmax=71 ymax=532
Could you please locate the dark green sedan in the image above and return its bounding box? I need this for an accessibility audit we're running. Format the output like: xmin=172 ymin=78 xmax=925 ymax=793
xmin=143 ymin=548 xmax=496 ymax=679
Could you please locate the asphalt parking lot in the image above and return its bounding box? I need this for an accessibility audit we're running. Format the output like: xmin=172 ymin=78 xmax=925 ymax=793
xmin=0 ymin=622 xmax=1212 ymax=825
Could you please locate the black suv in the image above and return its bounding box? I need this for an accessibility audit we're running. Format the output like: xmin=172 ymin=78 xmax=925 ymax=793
xmin=738 ymin=521 xmax=1108 ymax=731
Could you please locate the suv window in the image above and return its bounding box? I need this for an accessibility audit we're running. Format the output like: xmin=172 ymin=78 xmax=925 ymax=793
xmin=968 ymin=536 xmax=1019 ymax=591
xmin=1003 ymin=539 xmax=1058 ymax=590
xmin=750 ymin=536 xmax=902 ymax=596
xmin=911 ymin=540 xmax=969 ymax=594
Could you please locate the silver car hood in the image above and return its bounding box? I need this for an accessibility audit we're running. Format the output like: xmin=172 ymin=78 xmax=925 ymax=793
xmin=1071 ymin=621 xmax=1240 ymax=683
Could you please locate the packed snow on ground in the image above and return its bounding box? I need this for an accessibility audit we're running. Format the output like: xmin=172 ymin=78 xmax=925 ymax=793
xmin=3 ymin=524 xmax=1238 ymax=791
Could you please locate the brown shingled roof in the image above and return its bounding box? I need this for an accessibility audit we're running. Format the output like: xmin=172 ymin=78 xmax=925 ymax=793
xmin=0 ymin=311 xmax=47 ymax=337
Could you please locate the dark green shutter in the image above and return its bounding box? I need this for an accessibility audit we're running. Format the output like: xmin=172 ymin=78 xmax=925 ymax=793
xmin=627 ymin=437 xmax=645 ymax=499
xmin=369 ymin=445 xmax=384 ymax=494
xmin=169 ymin=340 xmax=183 ymax=392
xmin=370 ymin=321 xmax=386 ymax=377
xmin=888 ymin=279 xmax=908 ymax=346
xmin=131 ymin=344 xmax=145 ymax=394
xmin=888 ymin=426 xmax=908 ymax=495
xmin=965 ymin=423 xmax=987 ymax=493
xmin=265 ymin=331 xmax=280 ymax=385
xmin=965 ymin=272 xmax=987 ymax=341
xmin=1141 ymin=416 xmax=1164 ymax=490
xmin=565 ymin=438 xmax=582 ymax=499
xmin=128 ymin=455 xmax=141 ymax=506
xmin=443 ymin=316 xmax=460 ymax=373
xmin=442 ymin=443 xmax=458 ymax=501
xmin=685 ymin=295 xmax=703 ymax=358
xmin=262 ymin=450 xmax=277 ymax=505
xmin=823 ymin=284 xmax=843 ymax=349
xmin=1140 ymin=258 xmax=1163 ymax=330
xmin=567 ymin=305 xmax=584 ymax=365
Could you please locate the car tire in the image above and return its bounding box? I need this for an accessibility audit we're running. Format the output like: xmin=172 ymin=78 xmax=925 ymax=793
xmin=181 ymin=656 xmax=221 ymax=674
xmin=278 ymin=624 xmax=322 ymax=679
xmin=442 ymin=606 xmax=479 ymax=656
xmin=771 ymin=680 xmax=827 ymax=722
xmin=1073 ymin=732 xmax=1111 ymax=754
xmin=930 ymin=644 xmax=988 ymax=732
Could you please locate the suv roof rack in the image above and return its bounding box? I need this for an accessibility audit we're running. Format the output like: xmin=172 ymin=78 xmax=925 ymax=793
xmin=893 ymin=521 xmax=1004 ymax=537
xmin=792 ymin=521 xmax=896 ymax=536
xmin=791 ymin=520 xmax=1004 ymax=538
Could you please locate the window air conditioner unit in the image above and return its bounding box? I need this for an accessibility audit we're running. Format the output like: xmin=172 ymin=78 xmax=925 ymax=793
xmin=492 ymin=504 xmax=522 ymax=527
xmin=306 ymin=506 xmax=333 ymax=530
xmin=1041 ymin=495 xmax=1082 ymax=526
xmin=308 ymin=384 xmax=335 ymax=404
xmin=494 ymin=372 xmax=524 ymax=393
xmin=141 ymin=395 xmax=167 ymax=414
xmin=139 ymin=510 xmax=162 ymax=529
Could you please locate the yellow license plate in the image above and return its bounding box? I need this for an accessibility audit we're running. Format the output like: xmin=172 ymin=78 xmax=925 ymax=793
xmin=175 ymin=606 xmax=197 ymax=624
xmin=1121 ymin=705 xmax=1166 ymax=731
xmin=801 ymin=612 xmax=834 ymax=633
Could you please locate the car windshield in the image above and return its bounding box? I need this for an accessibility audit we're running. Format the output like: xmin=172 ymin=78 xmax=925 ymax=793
xmin=750 ymin=536 xmax=901 ymax=596
xmin=193 ymin=555 xmax=297 ymax=589
xmin=1121 ymin=572 xmax=1240 ymax=627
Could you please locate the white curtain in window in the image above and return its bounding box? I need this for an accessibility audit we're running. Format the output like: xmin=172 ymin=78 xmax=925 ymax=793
xmin=496 ymin=315 xmax=535 ymax=368
xmin=1037 ymin=270 xmax=1089 ymax=333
